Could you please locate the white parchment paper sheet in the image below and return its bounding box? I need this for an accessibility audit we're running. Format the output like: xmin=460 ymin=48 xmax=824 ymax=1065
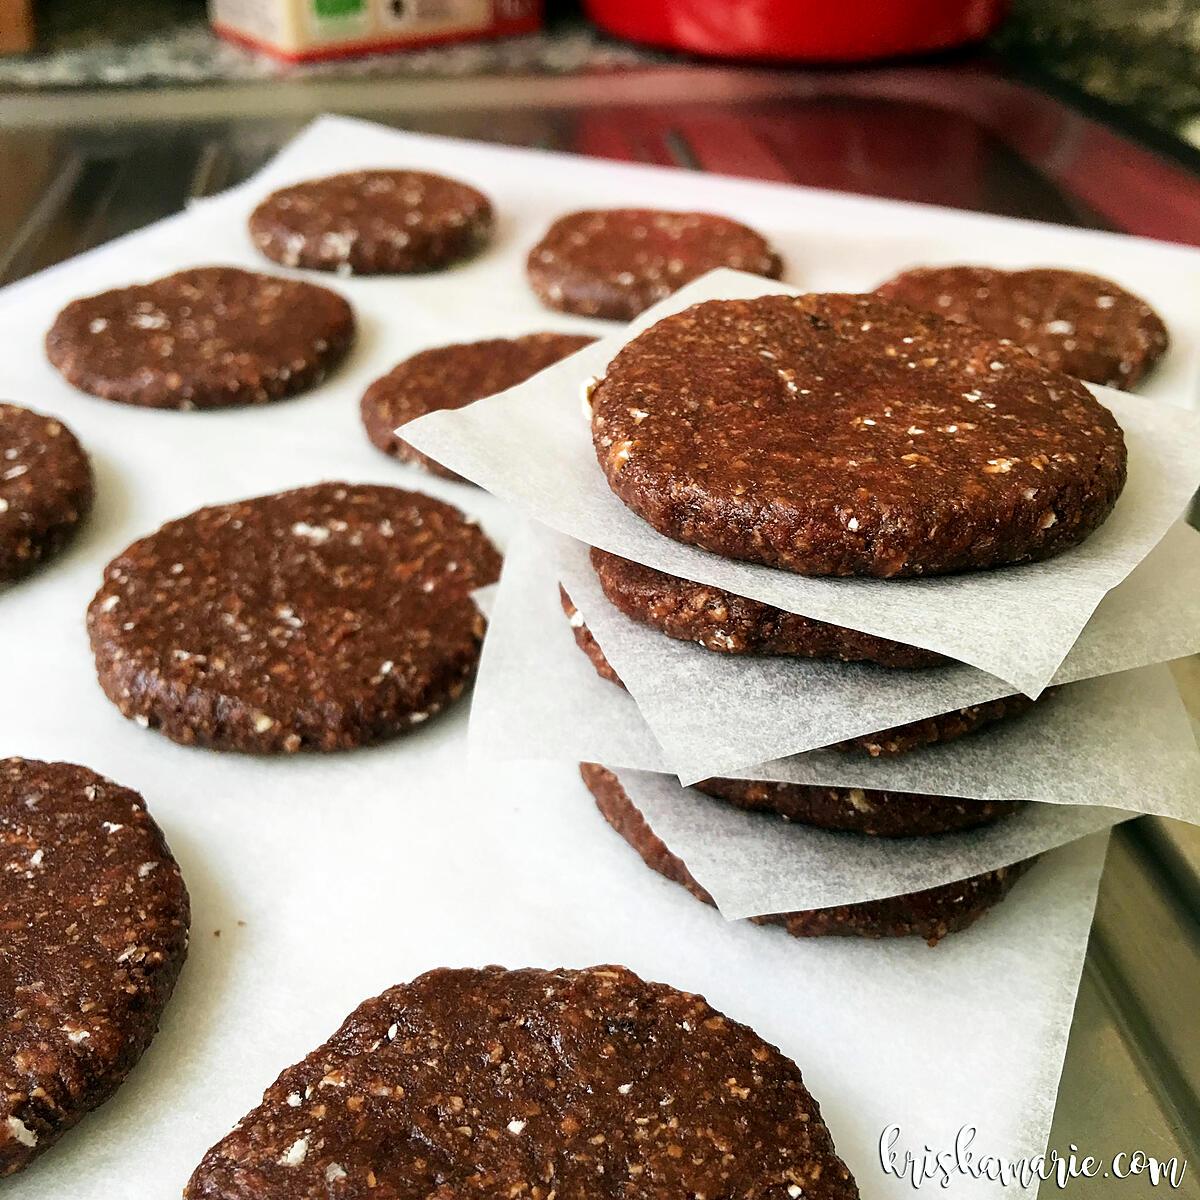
xmin=474 ymin=527 xmax=1200 ymax=821
xmin=4 ymin=747 xmax=1113 ymax=1200
xmin=0 ymin=114 xmax=1149 ymax=1197
xmin=607 ymin=767 xmax=1126 ymax=916
xmin=406 ymin=268 xmax=1200 ymax=697
xmin=550 ymin=520 xmax=1200 ymax=774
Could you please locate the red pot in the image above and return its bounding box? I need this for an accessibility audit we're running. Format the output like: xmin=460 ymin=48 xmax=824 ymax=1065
xmin=583 ymin=0 xmax=1008 ymax=62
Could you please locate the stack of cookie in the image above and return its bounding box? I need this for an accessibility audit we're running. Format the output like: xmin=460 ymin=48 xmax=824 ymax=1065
xmin=530 ymin=287 xmax=1178 ymax=946
xmin=406 ymin=256 xmax=1200 ymax=945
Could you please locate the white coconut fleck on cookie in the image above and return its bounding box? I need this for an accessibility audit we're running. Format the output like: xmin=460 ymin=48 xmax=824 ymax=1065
xmin=291 ymin=522 xmax=331 ymax=543
xmin=845 ymin=789 xmax=875 ymax=813
xmin=279 ymin=1137 xmax=309 ymax=1167
xmin=4 ymin=1116 xmax=37 ymax=1148
xmin=608 ymin=440 xmax=635 ymax=470
xmin=129 ymin=311 xmax=170 ymax=331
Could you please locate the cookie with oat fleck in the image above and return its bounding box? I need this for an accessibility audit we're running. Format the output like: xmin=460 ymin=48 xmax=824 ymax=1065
xmin=0 ymin=403 xmax=93 ymax=582
xmin=249 ymin=170 xmax=494 ymax=275
xmin=527 ymin=209 xmax=783 ymax=320
xmin=560 ymin=587 xmax=623 ymax=685
xmin=590 ymin=546 xmax=945 ymax=668
xmin=875 ymin=266 xmax=1168 ymax=390
xmin=45 ymin=267 xmax=354 ymax=410
xmin=87 ymin=483 xmax=500 ymax=753
xmin=583 ymin=764 xmax=1033 ymax=945
xmin=591 ymin=293 xmax=1127 ymax=577
xmin=839 ymin=693 xmax=1039 ymax=757
xmin=559 ymin=589 xmax=1040 ymax=757
xmin=0 ymin=758 xmax=189 ymax=1176
xmin=184 ymin=963 xmax=858 ymax=1200
xmin=693 ymin=776 xmax=1020 ymax=837
xmin=362 ymin=332 xmax=596 ymax=479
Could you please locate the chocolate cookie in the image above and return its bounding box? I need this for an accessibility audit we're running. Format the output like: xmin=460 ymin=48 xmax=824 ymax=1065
xmin=583 ymin=764 xmax=1032 ymax=945
xmin=841 ymin=693 xmax=1039 ymax=757
xmin=875 ymin=266 xmax=1168 ymax=389
xmin=362 ymin=332 xmax=596 ymax=478
xmin=560 ymin=587 xmax=623 ymax=685
xmin=591 ymin=546 xmax=945 ymax=668
xmin=560 ymin=589 xmax=1039 ymax=756
xmin=185 ymin=963 xmax=858 ymax=1200
xmin=528 ymin=209 xmax=783 ymax=321
xmin=249 ymin=170 xmax=493 ymax=275
xmin=46 ymin=267 xmax=354 ymax=410
xmin=0 ymin=404 xmax=93 ymax=582
xmin=694 ymin=777 xmax=1020 ymax=837
xmin=0 ymin=758 xmax=189 ymax=1175
xmin=591 ymin=293 xmax=1127 ymax=577
xmin=87 ymin=483 xmax=500 ymax=753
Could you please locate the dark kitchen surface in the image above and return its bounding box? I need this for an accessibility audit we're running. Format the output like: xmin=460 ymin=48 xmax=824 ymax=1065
xmin=3 ymin=0 xmax=1200 ymax=158
xmin=1 ymin=21 xmax=1199 ymax=1200
xmin=997 ymin=0 xmax=1200 ymax=148
xmin=0 ymin=6 xmax=657 ymax=88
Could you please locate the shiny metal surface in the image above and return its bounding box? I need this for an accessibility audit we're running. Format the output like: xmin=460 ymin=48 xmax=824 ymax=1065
xmin=1 ymin=64 xmax=1197 ymax=1195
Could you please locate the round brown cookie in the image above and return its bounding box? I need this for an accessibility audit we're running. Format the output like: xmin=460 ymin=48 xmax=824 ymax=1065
xmin=560 ymin=590 xmax=1040 ymax=756
xmin=362 ymin=332 xmax=596 ymax=479
xmin=0 ymin=758 xmax=189 ymax=1175
xmin=583 ymin=764 xmax=1032 ymax=946
xmin=185 ymin=963 xmax=857 ymax=1200
xmin=249 ymin=170 xmax=494 ymax=275
xmin=528 ymin=209 xmax=784 ymax=321
xmin=45 ymin=267 xmax=355 ymax=411
xmin=0 ymin=404 xmax=93 ymax=582
xmin=875 ymin=266 xmax=1168 ymax=390
xmin=559 ymin=586 xmax=623 ymax=685
xmin=591 ymin=546 xmax=945 ymax=668
xmin=87 ymin=483 xmax=500 ymax=753
xmin=591 ymin=293 xmax=1127 ymax=577
xmin=839 ymin=692 xmax=1040 ymax=757
xmin=694 ymin=777 xmax=1020 ymax=837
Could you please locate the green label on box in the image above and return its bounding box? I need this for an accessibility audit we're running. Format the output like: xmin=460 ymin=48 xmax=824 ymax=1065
xmin=312 ymin=0 xmax=365 ymax=17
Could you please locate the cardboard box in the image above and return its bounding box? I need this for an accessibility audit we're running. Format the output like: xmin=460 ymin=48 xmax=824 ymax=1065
xmin=211 ymin=0 xmax=542 ymax=62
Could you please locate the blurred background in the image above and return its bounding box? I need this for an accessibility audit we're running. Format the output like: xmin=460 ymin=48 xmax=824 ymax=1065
xmin=0 ymin=0 xmax=1197 ymax=156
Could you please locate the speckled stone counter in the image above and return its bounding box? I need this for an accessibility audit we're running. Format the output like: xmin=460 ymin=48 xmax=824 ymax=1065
xmin=996 ymin=0 xmax=1200 ymax=146
xmin=1 ymin=0 xmax=1198 ymax=155
xmin=0 ymin=7 xmax=653 ymax=88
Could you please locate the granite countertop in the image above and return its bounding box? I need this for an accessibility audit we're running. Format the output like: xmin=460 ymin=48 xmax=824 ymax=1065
xmin=996 ymin=0 xmax=1200 ymax=148
xmin=0 ymin=4 xmax=655 ymax=88
xmin=3 ymin=0 xmax=1199 ymax=155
